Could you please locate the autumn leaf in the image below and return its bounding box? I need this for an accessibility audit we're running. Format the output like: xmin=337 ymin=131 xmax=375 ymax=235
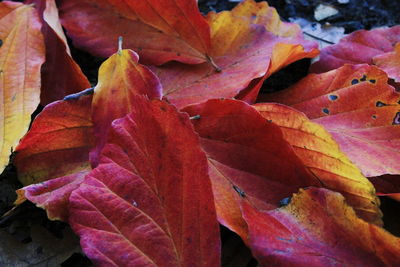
xmin=183 ymin=99 xmax=321 ymax=239
xmin=0 ymin=1 xmax=45 ymax=173
xmin=310 ymin=25 xmax=400 ymax=82
xmin=153 ymin=0 xmax=318 ymax=109
xmin=374 ymin=42 xmax=400 ymax=83
xmin=25 ymin=0 xmax=90 ymax=105
xmin=263 ymin=64 xmax=400 ymax=178
xmin=58 ymin=0 xmax=211 ymax=65
xmin=69 ymin=96 xmax=220 ymax=266
xmin=15 ymin=48 xmax=163 ymax=221
xmin=14 ymin=93 xmax=94 ymax=186
xmin=242 ymin=188 xmax=400 ymax=266
xmin=16 ymin=170 xmax=89 ymax=221
xmin=254 ymin=103 xmax=382 ymax=225
xmin=91 ymin=49 xmax=162 ymax=166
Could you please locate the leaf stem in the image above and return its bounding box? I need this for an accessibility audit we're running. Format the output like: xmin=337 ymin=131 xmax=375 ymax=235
xmin=206 ymin=55 xmax=222 ymax=73
xmin=118 ymin=36 xmax=123 ymax=55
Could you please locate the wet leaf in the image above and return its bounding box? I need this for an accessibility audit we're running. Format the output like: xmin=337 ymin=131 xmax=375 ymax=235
xmin=58 ymin=0 xmax=211 ymax=65
xmin=242 ymin=188 xmax=400 ymax=266
xmin=69 ymin=96 xmax=220 ymax=266
xmin=183 ymin=99 xmax=320 ymax=239
xmin=254 ymin=103 xmax=382 ymax=225
xmin=0 ymin=1 xmax=45 ymax=172
xmin=264 ymin=64 xmax=400 ymax=177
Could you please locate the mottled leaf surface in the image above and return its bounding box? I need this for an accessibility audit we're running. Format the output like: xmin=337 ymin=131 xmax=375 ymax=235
xmin=265 ymin=64 xmax=400 ymax=177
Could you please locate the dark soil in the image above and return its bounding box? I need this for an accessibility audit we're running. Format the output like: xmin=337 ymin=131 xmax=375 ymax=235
xmin=2 ymin=1 xmax=400 ymax=266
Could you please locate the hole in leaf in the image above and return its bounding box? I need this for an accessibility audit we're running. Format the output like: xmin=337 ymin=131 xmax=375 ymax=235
xmin=393 ymin=112 xmax=400 ymax=125
xmin=322 ymin=108 xmax=330 ymax=114
xmin=279 ymin=197 xmax=291 ymax=207
xmin=376 ymin=101 xmax=387 ymax=107
xmin=328 ymin=94 xmax=338 ymax=101
xmin=360 ymin=74 xmax=367 ymax=81
xmin=369 ymin=79 xmax=376 ymax=84
xmin=351 ymin=79 xmax=359 ymax=85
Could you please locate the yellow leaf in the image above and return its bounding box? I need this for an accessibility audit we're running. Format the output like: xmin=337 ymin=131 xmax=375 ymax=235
xmin=0 ymin=2 xmax=45 ymax=172
xmin=254 ymin=103 xmax=382 ymax=225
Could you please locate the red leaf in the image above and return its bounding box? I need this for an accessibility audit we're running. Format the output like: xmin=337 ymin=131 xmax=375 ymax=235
xmin=183 ymin=99 xmax=320 ymax=239
xmin=153 ymin=0 xmax=318 ymax=109
xmin=69 ymin=97 xmax=220 ymax=267
xmin=25 ymin=0 xmax=90 ymax=105
xmin=15 ymin=94 xmax=94 ymax=185
xmin=18 ymin=170 xmax=89 ymax=221
xmin=90 ymin=49 xmax=162 ymax=166
xmin=242 ymin=188 xmax=400 ymax=266
xmin=264 ymin=64 xmax=400 ymax=177
xmin=374 ymin=42 xmax=400 ymax=83
xmin=310 ymin=25 xmax=400 ymax=81
xmin=58 ymin=0 xmax=211 ymax=65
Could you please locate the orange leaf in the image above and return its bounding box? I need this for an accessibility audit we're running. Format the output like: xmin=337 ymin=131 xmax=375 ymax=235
xmin=14 ymin=93 xmax=94 ymax=185
xmin=310 ymin=25 xmax=400 ymax=81
xmin=26 ymin=0 xmax=90 ymax=105
xmin=91 ymin=49 xmax=162 ymax=166
xmin=0 ymin=1 xmax=45 ymax=172
xmin=183 ymin=99 xmax=321 ymax=239
xmin=254 ymin=103 xmax=382 ymax=225
xmin=69 ymin=97 xmax=220 ymax=266
xmin=58 ymin=0 xmax=211 ymax=65
xmin=152 ymin=0 xmax=318 ymax=109
xmin=263 ymin=64 xmax=400 ymax=177
xmin=242 ymin=188 xmax=400 ymax=266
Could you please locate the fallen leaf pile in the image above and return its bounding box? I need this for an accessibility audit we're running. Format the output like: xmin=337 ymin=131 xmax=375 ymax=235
xmin=1 ymin=0 xmax=400 ymax=265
